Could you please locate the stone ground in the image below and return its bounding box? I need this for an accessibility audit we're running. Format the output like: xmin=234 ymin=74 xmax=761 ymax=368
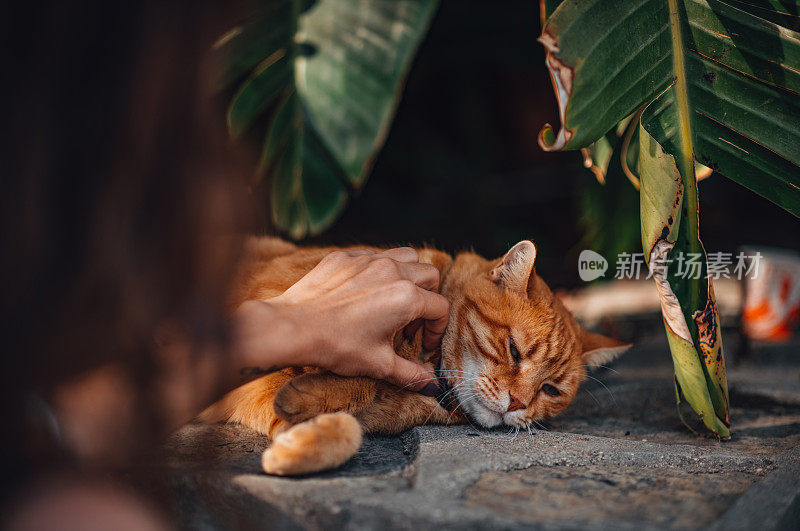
xmin=163 ymin=331 xmax=800 ymax=530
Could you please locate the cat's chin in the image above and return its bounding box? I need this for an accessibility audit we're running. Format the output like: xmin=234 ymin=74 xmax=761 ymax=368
xmin=458 ymin=395 xmax=504 ymax=428
xmin=443 ymin=355 xmax=505 ymax=428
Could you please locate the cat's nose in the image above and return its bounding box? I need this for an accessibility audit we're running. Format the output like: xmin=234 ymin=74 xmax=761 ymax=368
xmin=507 ymin=392 xmax=527 ymax=412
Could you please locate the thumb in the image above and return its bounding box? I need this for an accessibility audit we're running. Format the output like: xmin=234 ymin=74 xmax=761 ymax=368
xmin=382 ymin=353 xmax=438 ymax=394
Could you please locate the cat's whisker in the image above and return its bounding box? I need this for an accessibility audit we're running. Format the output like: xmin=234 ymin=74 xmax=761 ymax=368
xmin=448 ymin=383 xmax=477 ymax=398
xmin=583 ymin=387 xmax=601 ymax=407
xmin=399 ymin=376 xmax=441 ymax=391
xmin=456 ymin=409 xmax=483 ymax=433
xmin=397 ymin=369 xmax=475 ymax=393
xmin=422 ymin=407 xmax=441 ymax=426
xmin=531 ymin=419 xmax=548 ymax=431
xmin=443 ymin=387 xmax=474 ymax=425
xmin=584 ymin=374 xmax=618 ymax=407
xmin=465 ymin=413 xmax=483 ymax=430
xmin=441 ymin=381 xmax=492 ymax=429
xmin=422 ymin=377 xmax=472 ymax=426
xmin=443 ymin=379 xmax=469 ymax=394
xmin=437 ymin=371 xmax=472 ymax=383
xmin=587 ymin=363 xmax=619 ymax=374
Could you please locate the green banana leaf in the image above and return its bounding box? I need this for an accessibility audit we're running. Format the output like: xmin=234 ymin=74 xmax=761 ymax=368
xmin=539 ymin=0 xmax=800 ymax=213
xmin=538 ymin=0 xmax=800 ymax=438
xmin=214 ymin=0 xmax=439 ymax=238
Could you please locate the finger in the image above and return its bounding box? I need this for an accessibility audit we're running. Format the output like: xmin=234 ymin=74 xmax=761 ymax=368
xmin=382 ymin=353 xmax=438 ymax=393
xmin=396 ymin=261 xmax=440 ymax=292
xmin=377 ymin=247 xmax=418 ymax=263
xmin=412 ymin=289 xmax=450 ymax=351
xmin=345 ymin=248 xmax=376 ymax=257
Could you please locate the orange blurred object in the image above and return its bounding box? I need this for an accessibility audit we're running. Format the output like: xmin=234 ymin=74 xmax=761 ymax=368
xmin=742 ymin=248 xmax=800 ymax=342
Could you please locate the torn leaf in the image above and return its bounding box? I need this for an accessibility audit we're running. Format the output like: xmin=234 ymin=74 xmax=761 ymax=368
xmin=649 ymin=240 xmax=693 ymax=344
xmin=537 ymin=30 xmax=573 ymax=151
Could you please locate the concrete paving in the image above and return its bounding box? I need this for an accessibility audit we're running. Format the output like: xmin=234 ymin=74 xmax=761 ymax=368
xmin=163 ymin=336 xmax=800 ymax=530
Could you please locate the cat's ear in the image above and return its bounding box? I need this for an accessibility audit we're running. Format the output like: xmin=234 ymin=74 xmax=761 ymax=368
xmin=580 ymin=329 xmax=632 ymax=369
xmin=489 ymin=240 xmax=537 ymax=293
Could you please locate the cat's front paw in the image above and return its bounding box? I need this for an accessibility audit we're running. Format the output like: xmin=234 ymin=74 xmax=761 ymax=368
xmin=273 ymin=375 xmax=326 ymax=424
xmin=262 ymin=412 xmax=362 ymax=476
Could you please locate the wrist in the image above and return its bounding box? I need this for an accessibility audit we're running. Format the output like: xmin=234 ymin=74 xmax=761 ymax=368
xmin=233 ymin=298 xmax=305 ymax=370
xmin=264 ymin=294 xmax=337 ymax=368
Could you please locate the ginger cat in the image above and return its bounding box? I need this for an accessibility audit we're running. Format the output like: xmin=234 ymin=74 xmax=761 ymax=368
xmin=201 ymin=237 xmax=630 ymax=475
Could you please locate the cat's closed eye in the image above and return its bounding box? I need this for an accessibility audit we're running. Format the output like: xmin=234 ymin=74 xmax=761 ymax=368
xmin=509 ymin=340 xmax=520 ymax=364
xmin=541 ymin=384 xmax=560 ymax=397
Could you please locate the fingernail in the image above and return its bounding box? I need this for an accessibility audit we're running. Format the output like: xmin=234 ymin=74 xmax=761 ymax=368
xmin=420 ymin=382 xmax=439 ymax=397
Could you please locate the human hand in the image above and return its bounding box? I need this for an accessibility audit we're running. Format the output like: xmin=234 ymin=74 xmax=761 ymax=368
xmin=235 ymin=248 xmax=448 ymax=394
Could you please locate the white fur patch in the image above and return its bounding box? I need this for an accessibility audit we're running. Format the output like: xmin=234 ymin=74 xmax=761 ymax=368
xmin=584 ymin=345 xmax=632 ymax=369
xmin=452 ymin=354 xmax=504 ymax=428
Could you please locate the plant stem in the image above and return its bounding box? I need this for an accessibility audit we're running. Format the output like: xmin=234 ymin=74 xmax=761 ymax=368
xmin=667 ymin=0 xmax=700 ymax=313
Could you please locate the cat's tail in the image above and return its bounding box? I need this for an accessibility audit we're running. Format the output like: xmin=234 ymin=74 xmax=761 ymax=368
xmin=261 ymin=412 xmax=363 ymax=476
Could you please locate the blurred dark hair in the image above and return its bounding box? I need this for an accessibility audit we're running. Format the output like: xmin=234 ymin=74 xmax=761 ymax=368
xmin=1 ymin=0 xmax=252 ymax=485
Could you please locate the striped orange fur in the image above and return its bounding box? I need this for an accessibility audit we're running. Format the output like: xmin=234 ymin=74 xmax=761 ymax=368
xmin=201 ymin=238 xmax=630 ymax=475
